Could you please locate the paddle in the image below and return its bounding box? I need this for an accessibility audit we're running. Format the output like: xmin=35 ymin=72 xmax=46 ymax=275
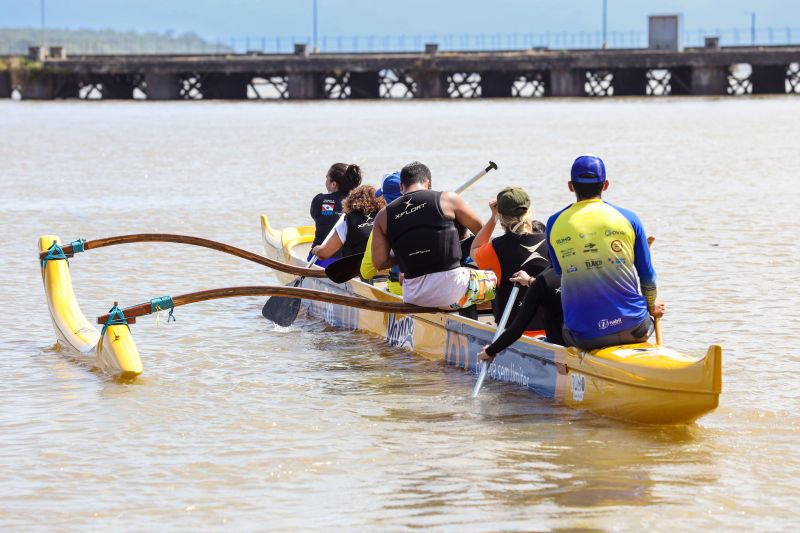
xmin=471 ymin=284 xmax=520 ymax=398
xmin=262 ymin=213 xmax=346 ymax=326
xmin=324 ymin=160 xmax=499 ymax=284
xmin=646 ymin=235 xmax=663 ymax=346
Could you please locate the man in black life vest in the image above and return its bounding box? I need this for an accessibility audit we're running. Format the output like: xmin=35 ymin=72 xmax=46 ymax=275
xmin=371 ymin=161 xmax=498 ymax=309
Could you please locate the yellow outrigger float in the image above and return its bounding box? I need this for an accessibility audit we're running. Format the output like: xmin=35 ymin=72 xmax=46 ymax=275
xmin=262 ymin=215 xmax=722 ymax=424
xmin=38 ymin=235 xmax=143 ymax=379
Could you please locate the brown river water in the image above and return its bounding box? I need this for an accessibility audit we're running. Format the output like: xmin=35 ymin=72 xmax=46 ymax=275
xmin=1 ymin=97 xmax=798 ymax=531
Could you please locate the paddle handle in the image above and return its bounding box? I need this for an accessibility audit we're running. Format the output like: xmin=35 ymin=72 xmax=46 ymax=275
xmin=307 ymin=213 xmax=346 ymax=268
xmin=454 ymin=161 xmax=497 ymax=193
xmin=645 ymin=235 xmax=663 ymax=346
xmin=471 ymin=285 xmax=520 ymax=398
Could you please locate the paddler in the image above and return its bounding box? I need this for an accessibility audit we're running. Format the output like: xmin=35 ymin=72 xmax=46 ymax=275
xmin=546 ymin=154 xmax=665 ymax=350
xmin=360 ymin=171 xmax=404 ymax=296
xmin=309 ymin=163 xmax=362 ymax=267
xmin=311 ymin=184 xmax=385 ymax=260
xmin=470 ymin=186 xmax=550 ymax=331
xmin=371 ymin=161 xmax=496 ymax=309
xmin=478 ymin=267 xmax=565 ymax=362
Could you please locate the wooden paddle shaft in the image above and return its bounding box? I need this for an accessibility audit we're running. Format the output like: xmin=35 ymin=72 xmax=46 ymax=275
xmin=98 ymin=285 xmax=449 ymax=324
xmin=646 ymin=235 xmax=662 ymax=346
xmin=39 ymin=233 xmax=327 ymax=278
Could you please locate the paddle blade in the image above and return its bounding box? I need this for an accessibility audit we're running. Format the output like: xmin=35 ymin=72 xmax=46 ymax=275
xmin=325 ymin=253 xmax=365 ymax=284
xmin=262 ymin=296 xmax=302 ymax=327
xmin=262 ymin=278 xmax=303 ymax=326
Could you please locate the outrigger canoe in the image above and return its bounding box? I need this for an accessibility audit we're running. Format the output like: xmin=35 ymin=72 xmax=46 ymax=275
xmin=38 ymin=235 xmax=143 ymax=379
xmin=261 ymin=214 xmax=722 ymax=424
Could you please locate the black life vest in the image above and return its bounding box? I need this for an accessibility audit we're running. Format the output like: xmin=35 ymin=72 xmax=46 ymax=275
xmin=385 ymin=189 xmax=461 ymax=279
xmin=341 ymin=211 xmax=374 ymax=256
xmin=491 ymin=231 xmax=550 ymax=325
xmin=310 ymin=191 xmax=346 ymax=248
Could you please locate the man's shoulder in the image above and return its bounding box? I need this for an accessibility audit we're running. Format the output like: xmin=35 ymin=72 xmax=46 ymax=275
xmin=546 ymin=204 xmax=574 ymax=228
xmin=603 ymin=201 xmax=643 ymax=227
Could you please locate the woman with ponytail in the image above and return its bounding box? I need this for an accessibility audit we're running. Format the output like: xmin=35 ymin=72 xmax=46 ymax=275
xmin=470 ymin=187 xmax=551 ymax=332
xmin=308 ymin=163 xmax=363 ymax=266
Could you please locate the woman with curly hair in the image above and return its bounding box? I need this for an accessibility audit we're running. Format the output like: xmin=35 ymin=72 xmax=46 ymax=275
xmin=309 ymin=162 xmax=363 ymax=266
xmin=311 ymin=184 xmax=386 ymax=260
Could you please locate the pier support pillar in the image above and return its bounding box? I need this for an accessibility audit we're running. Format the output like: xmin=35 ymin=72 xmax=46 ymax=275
xmin=101 ymin=75 xmax=135 ymax=99
xmin=413 ymin=70 xmax=447 ymax=98
xmin=613 ymin=68 xmax=648 ymax=96
xmin=549 ymin=68 xmax=584 ymax=97
xmin=145 ymin=73 xmax=181 ymax=100
xmin=349 ymin=71 xmax=380 ymax=99
xmin=203 ymin=73 xmax=250 ymax=99
xmin=669 ymin=67 xmax=692 ymax=95
xmin=751 ymin=65 xmax=788 ymax=94
xmin=287 ymin=72 xmax=323 ymax=99
xmin=0 ymin=71 xmax=10 ymax=98
xmin=690 ymin=66 xmax=728 ymax=96
xmin=480 ymin=71 xmax=514 ymax=97
xmin=20 ymin=75 xmax=79 ymax=99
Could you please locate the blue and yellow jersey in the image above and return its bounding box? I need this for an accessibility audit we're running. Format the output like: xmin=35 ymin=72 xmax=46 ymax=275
xmin=546 ymin=199 xmax=657 ymax=341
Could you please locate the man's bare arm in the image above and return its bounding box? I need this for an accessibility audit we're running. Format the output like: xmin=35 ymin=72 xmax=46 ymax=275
xmin=371 ymin=208 xmax=395 ymax=270
xmin=443 ymin=191 xmax=483 ymax=235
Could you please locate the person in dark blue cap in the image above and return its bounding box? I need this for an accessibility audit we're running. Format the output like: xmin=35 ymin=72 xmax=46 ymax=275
xmin=545 ymin=154 xmax=665 ymax=350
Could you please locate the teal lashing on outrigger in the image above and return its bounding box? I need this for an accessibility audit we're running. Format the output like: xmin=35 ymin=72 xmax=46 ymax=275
xmin=69 ymin=238 xmax=86 ymax=254
xmin=150 ymin=295 xmax=176 ymax=322
xmin=41 ymin=241 xmax=68 ymax=270
xmin=101 ymin=304 xmax=129 ymax=336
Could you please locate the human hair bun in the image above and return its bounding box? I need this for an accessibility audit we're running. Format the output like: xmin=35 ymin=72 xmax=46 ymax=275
xmin=345 ymin=164 xmax=363 ymax=190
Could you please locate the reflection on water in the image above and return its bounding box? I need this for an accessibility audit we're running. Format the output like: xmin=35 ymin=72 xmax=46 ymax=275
xmin=1 ymin=98 xmax=799 ymax=530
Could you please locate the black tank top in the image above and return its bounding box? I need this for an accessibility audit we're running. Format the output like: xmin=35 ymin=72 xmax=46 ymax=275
xmin=341 ymin=211 xmax=374 ymax=256
xmin=385 ymin=189 xmax=461 ymax=279
xmin=491 ymin=231 xmax=550 ymax=325
xmin=310 ymin=191 xmax=346 ymax=248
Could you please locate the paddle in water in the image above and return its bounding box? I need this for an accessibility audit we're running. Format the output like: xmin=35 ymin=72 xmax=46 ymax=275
xmin=262 ymin=213 xmax=346 ymax=326
xmin=471 ymin=284 xmax=520 ymax=398
xmin=324 ymin=161 xmax=499 ymax=284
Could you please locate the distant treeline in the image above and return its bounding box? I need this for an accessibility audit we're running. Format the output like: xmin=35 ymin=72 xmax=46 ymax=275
xmin=0 ymin=28 xmax=232 ymax=55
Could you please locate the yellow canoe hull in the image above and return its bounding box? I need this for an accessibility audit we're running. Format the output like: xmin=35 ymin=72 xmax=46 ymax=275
xmin=38 ymin=235 xmax=142 ymax=379
xmin=261 ymin=215 xmax=721 ymax=425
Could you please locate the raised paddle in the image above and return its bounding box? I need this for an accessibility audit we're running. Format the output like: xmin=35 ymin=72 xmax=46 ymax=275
xmin=646 ymin=235 xmax=663 ymax=346
xmin=471 ymin=284 xmax=520 ymax=398
xmin=262 ymin=213 xmax=346 ymax=326
xmin=324 ymin=160 xmax=499 ymax=284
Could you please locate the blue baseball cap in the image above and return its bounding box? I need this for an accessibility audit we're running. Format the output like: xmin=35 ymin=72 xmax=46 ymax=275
xmin=570 ymin=155 xmax=606 ymax=183
xmin=376 ymin=170 xmax=401 ymax=203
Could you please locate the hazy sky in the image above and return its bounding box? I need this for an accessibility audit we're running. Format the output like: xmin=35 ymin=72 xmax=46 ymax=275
xmin=3 ymin=0 xmax=799 ymax=40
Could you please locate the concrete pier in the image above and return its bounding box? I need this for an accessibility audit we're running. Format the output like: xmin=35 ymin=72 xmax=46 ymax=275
xmin=2 ymin=45 xmax=798 ymax=100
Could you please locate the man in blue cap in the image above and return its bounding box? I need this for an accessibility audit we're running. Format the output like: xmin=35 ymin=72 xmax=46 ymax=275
xmin=546 ymin=154 xmax=665 ymax=350
xmin=361 ymin=171 xmax=403 ymax=295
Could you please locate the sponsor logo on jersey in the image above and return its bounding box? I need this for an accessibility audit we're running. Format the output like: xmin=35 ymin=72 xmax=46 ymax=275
xmin=584 ymin=259 xmax=603 ymax=270
xmin=610 ymin=239 xmax=623 ymax=252
xmin=394 ymin=197 xmax=427 ymax=219
xmin=607 ymin=257 xmax=627 ymax=268
xmin=605 ymin=229 xmax=626 ymax=237
xmin=556 ymin=236 xmax=571 ymax=245
xmin=321 ymin=202 xmax=335 ymax=215
xmin=598 ymin=317 xmax=623 ymax=330
xmin=567 ymin=265 xmax=578 ymax=273
xmin=583 ymin=242 xmax=598 ymax=253
xmin=561 ymin=247 xmax=575 ymax=258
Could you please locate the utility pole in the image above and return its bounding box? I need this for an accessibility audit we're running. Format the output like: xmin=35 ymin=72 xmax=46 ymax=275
xmin=40 ymin=0 xmax=46 ymax=50
xmin=602 ymin=0 xmax=608 ymax=49
xmin=313 ymin=0 xmax=318 ymax=53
